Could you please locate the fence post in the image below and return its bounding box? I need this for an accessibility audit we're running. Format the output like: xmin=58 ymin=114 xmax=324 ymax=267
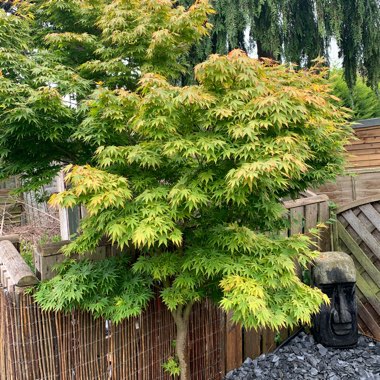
xmin=0 ymin=240 xmax=38 ymax=292
xmin=225 ymin=313 xmax=242 ymax=372
xmin=34 ymin=241 xmax=71 ymax=281
xmin=34 ymin=240 xmax=112 ymax=281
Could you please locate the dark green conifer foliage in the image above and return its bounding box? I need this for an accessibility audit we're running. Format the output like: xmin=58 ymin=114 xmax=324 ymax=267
xmin=178 ymin=0 xmax=380 ymax=90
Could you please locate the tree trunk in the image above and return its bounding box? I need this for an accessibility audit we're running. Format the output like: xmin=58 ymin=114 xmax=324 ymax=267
xmin=171 ymin=303 xmax=194 ymax=380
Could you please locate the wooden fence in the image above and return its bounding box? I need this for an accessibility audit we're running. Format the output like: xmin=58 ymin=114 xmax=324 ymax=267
xmin=283 ymin=192 xmax=331 ymax=252
xmin=317 ymin=168 xmax=380 ymax=207
xmin=345 ymin=118 xmax=380 ymax=169
xmin=0 ymin=240 xmax=225 ymax=379
xmin=0 ymin=191 xmax=332 ymax=379
xmin=316 ymin=118 xmax=380 ymax=207
xmin=333 ymin=196 xmax=380 ymax=341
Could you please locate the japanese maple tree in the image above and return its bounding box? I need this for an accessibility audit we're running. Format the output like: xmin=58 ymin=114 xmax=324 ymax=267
xmin=1 ymin=2 xmax=352 ymax=379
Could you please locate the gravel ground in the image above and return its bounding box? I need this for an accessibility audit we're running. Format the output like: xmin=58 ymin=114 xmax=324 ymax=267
xmin=224 ymin=332 xmax=380 ymax=380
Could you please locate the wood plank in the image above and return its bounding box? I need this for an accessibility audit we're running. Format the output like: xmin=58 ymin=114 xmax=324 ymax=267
xmin=304 ymin=203 xmax=318 ymax=232
xmin=347 ymin=159 xmax=380 ymax=169
xmin=337 ymin=222 xmax=380 ymax=286
xmin=360 ymin=269 xmax=380 ymax=292
xmin=305 ymin=203 xmax=319 ymax=247
xmin=261 ymin=329 xmax=276 ymax=354
xmin=290 ymin=206 xmax=304 ymax=235
xmin=346 ymin=142 xmax=380 ymax=151
xmin=355 ymin=135 xmax=380 ymax=144
xmin=342 ymin=210 xmax=380 ymax=261
xmin=347 ymin=167 xmax=380 ymax=175
xmin=356 ymin=272 xmax=380 ymax=317
xmin=355 ymin=127 xmax=380 ymax=137
xmin=359 ymin=204 xmax=380 ymax=232
xmin=357 ymin=191 xmax=380 ymax=203
xmin=318 ymin=202 xmax=331 ymax=251
xmin=353 ymin=138 xmax=380 ymax=146
xmin=355 ymin=175 xmax=380 ymax=186
xmin=357 ymin=299 xmax=380 ymax=340
xmin=283 ymin=194 xmax=329 ymax=209
xmin=337 ymin=195 xmax=380 ymax=213
xmin=356 ymin=209 xmax=375 ymax=232
xmin=225 ymin=313 xmax=242 ymax=371
xmin=37 ymin=241 xmax=70 ymax=257
xmin=347 ymin=147 xmax=380 ymax=155
xmin=356 ymin=185 xmax=380 ymax=196
xmin=331 ymin=221 xmax=339 ymax=251
xmin=348 ymin=153 xmax=380 ymax=162
xmin=243 ymin=329 xmax=261 ymax=359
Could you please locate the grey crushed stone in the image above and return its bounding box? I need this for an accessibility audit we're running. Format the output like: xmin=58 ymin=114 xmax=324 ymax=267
xmin=224 ymin=332 xmax=380 ymax=380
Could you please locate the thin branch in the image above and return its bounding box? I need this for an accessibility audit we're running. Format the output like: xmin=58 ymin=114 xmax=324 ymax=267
xmin=15 ymin=198 xmax=60 ymax=222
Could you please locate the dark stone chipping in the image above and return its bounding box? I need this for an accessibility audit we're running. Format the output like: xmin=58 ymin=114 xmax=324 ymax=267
xmin=224 ymin=333 xmax=380 ymax=380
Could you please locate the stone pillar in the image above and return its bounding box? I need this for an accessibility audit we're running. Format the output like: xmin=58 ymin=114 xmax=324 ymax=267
xmin=312 ymin=251 xmax=358 ymax=347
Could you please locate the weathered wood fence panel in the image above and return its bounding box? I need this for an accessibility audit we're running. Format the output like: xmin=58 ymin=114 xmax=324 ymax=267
xmin=346 ymin=119 xmax=380 ymax=169
xmin=317 ymin=168 xmax=380 ymax=207
xmin=282 ymin=193 xmax=331 ymax=252
xmin=334 ymin=196 xmax=380 ymax=341
xmin=316 ymin=119 xmax=380 ymax=207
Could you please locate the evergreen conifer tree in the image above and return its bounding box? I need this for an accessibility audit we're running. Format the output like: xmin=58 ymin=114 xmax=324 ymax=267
xmin=331 ymin=70 xmax=380 ymax=119
xmin=178 ymin=0 xmax=380 ymax=91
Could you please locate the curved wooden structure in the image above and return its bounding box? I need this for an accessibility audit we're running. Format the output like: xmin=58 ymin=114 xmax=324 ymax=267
xmin=335 ymin=196 xmax=380 ymax=340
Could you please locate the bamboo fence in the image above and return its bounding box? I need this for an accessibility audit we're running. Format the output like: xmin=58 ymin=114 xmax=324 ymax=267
xmin=0 ymin=292 xmax=225 ymax=380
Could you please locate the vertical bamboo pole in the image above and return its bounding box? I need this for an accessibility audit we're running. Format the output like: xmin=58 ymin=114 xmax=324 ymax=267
xmin=0 ymin=290 xmax=5 ymax=380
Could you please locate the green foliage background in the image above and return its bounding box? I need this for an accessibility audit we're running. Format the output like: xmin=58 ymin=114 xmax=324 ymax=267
xmin=330 ymin=70 xmax=380 ymax=120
